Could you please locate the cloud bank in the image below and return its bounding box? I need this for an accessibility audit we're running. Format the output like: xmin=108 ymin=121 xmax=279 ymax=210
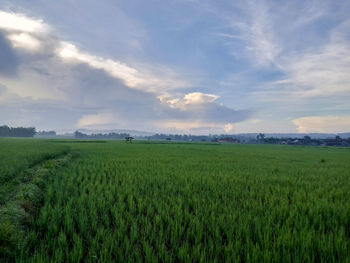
xmin=0 ymin=10 xmax=252 ymax=134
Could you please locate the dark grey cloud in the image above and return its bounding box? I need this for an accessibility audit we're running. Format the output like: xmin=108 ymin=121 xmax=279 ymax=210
xmin=0 ymin=83 xmax=7 ymax=94
xmin=0 ymin=32 xmax=19 ymax=76
xmin=64 ymin=64 xmax=253 ymax=125
xmin=151 ymin=101 xmax=252 ymax=126
xmin=0 ymin=54 xmax=253 ymax=132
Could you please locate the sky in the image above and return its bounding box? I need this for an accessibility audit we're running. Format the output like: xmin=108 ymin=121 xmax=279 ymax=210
xmin=0 ymin=0 xmax=350 ymax=134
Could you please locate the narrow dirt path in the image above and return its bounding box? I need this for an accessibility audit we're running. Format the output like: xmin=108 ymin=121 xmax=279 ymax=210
xmin=0 ymin=149 xmax=77 ymax=262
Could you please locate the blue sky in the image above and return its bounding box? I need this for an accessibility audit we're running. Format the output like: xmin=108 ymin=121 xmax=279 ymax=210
xmin=0 ymin=0 xmax=349 ymax=134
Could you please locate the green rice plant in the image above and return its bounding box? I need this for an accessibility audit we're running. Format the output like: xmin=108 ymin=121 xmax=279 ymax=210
xmin=1 ymin=139 xmax=350 ymax=262
xmin=0 ymin=139 xmax=73 ymax=262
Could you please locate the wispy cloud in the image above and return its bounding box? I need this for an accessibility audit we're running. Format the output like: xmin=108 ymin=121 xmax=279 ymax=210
xmin=212 ymin=1 xmax=350 ymax=104
xmin=211 ymin=0 xmax=282 ymax=67
xmin=276 ymin=41 xmax=350 ymax=98
xmin=241 ymin=1 xmax=281 ymax=66
xmin=259 ymin=17 xmax=350 ymax=101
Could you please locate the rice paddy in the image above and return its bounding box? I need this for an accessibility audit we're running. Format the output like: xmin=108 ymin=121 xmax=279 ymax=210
xmin=1 ymin=139 xmax=350 ymax=262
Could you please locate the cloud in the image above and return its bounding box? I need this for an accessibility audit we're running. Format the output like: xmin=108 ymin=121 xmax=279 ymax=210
xmin=57 ymin=42 xmax=141 ymax=88
xmin=292 ymin=115 xmax=350 ymax=133
xmin=0 ymin=83 xmax=7 ymax=94
xmin=77 ymin=113 xmax=116 ymax=128
xmin=183 ymin=92 xmax=219 ymax=104
xmin=224 ymin=123 xmax=234 ymax=133
xmin=162 ymin=92 xmax=252 ymax=122
xmin=73 ymin=90 xmax=253 ymax=133
xmin=0 ymin=11 xmax=192 ymax=94
xmin=0 ymin=10 xmax=253 ymax=133
xmin=0 ymin=10 xmax=49 ymax=33
xmin=7 ymin=33 xmax=41 ymax=50
xmin=155 ymin=92 xmax=253 ymax=133
xmin=56 ymin=41 xmax=192 ymax=94
xmin=275 ymin=41 xmax=350 ymax=98
xmin=243 ymin=1 xmax=281 ymax=66
xmin=210 ymin=0 xmax=350 ymax=114
xmin=212 ymin=0 xmax=281 ymax=67
xmin=0 ymin=33 xmax=19 ymax=76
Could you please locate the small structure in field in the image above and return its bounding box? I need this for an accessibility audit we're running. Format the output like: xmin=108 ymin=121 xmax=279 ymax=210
xmin=125 ymin=136 xmax=134 ymax=143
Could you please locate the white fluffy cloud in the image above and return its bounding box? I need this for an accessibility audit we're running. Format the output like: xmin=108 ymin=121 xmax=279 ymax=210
xmin=154 ymin=92 xmax=252 ymax=133
xmin=292 ymin=115 xmax=350 ymax=133
xmin=162 ymin=92 xmax=219 ymax=110
xmin=183 ymin=92 xmax=219 ymax=104
xmin=0 ymin=11 xmax=49 ymax=33
xmin=7 ymin=33 xmax=41 ymax=50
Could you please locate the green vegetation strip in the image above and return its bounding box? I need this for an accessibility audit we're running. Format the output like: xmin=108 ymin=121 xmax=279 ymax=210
xmin=0 ymin=148 xmax=76 ymax=262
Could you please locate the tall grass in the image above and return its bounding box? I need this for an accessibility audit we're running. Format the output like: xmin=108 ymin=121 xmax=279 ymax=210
xmin=19 ymin=141 xmax=350 ymax=262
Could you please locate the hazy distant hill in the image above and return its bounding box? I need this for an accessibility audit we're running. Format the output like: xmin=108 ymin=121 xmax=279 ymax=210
xmin=77 ymin=129 xmax=155 ymax=137
xmin=338 ymin=132 xmax=350 ymax=138
xmin=235 ymin=133 xmax=350 ymax=139
xmin=76 ymin=129 xmax=349 ymax=139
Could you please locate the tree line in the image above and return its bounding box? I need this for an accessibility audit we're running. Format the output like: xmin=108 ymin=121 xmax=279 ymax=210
xmin=256 ymin=134 xmax=350 ymax=147
xmin=0 ymin=125 xmax=36 ymax=137
xmin=74 ymin=131 xmax=130 ymax=139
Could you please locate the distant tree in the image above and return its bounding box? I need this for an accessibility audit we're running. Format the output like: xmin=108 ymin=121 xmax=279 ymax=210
xmin=74 ymin=131 xmax=87 ymax=138
xmin=0 ymin=125 xmax=10 ymax=137
xmin=0 ymin=125 xmax=36 ymax=137
xmin=303 ymin=135 xmax=311 ymax=144
xmin=257 ymin=133 xmax=265 ymax=141
xmin=37 ymin=130 xmax=56 ymax=136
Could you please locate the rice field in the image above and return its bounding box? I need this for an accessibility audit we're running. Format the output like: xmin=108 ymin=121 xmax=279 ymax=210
xmin=0 ymin=138 xmax=69 ymax=194
xmin=0 ymin=139 xmax=71 ymax=261
xmin=1 ymin=139 xmax=350 ymax=262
